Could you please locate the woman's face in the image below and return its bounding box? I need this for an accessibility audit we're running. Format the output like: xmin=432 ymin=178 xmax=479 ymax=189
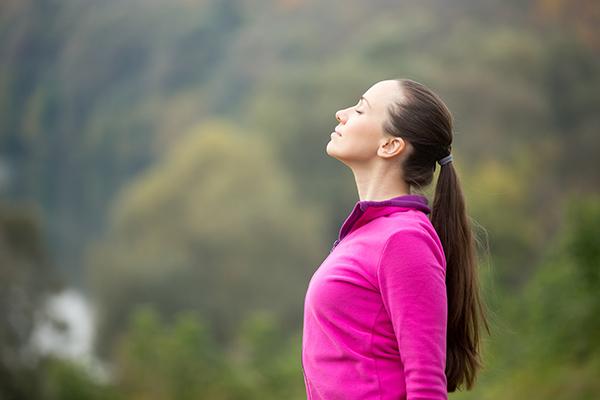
xmin=326 ymin=80 xmax=406 ymax=166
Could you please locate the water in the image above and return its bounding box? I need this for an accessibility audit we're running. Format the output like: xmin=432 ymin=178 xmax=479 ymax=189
xmin=30 ymin=288 xmax=110 ymax=382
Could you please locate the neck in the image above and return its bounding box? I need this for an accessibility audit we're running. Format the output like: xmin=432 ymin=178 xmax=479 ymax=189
xmin=350 ymin=162 xmax=411 ymax=202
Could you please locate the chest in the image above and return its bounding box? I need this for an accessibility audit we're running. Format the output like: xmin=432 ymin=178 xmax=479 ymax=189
xmin=305 ymin=235 xmax=386 ymax=323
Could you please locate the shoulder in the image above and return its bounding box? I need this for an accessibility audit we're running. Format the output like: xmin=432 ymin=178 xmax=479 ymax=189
xmin=378 ymin=213 xmax=446 ymax=273
xmin=385 ymin=210 xmax=440 ymax=246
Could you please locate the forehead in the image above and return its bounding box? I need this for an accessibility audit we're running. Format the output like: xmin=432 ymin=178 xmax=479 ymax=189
xmin=362 ymin=80 xmax=402 ymax=110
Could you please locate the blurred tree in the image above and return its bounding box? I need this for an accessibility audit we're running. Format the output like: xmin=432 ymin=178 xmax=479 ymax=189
xmin=0 ymin=202 xmax=62 ymax=399
xmin=0 ymin=0 xmax=245 ymax=283
xmin=113 ymin=306 xmax=305 ymax=400
xmin=229 ymin=311 xmax=305 ymax=399
xmin=540 ymin=36 xmax=600 ymax=190
xmin=460 ymin=150 xmax=544 ymax=290
xmin=520 ymin=194 xmax=600 ymax=364
xmin=566 ymin=197 xmax=600 ymax=289
xmin=534 ymin=0 xmax=600 ymax=50
xmin=39 ymin=355 xmax=122 ymax=400
xmin=446 ymin=195 xmax=600 ymax=400
xmin=114 ymin=306 xmax=230 ymax=400
xmin=85 ymin=119 xmax=327 ymax=359
xmin=1 ymin=0 xmax=598 ymax=288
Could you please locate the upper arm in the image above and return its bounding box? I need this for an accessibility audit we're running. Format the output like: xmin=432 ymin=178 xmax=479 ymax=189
xmin=377 ymin=228 xmax=448 ymax=399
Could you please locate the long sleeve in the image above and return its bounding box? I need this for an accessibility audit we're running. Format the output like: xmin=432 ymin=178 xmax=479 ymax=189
xmin=377 ymin=229 xmax=448 ymax=400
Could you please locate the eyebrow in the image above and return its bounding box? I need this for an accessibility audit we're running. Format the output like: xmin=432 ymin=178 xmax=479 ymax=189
xmin=360 ymin=96 xmax=372 ymax=109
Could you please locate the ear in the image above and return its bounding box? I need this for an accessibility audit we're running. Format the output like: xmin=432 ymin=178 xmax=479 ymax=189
xmin=377 ymin=136 xmax=406 ymax=159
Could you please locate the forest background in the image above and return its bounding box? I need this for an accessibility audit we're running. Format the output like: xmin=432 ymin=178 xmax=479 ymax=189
xmin=1 ymin=0 xmax=599 ymax=398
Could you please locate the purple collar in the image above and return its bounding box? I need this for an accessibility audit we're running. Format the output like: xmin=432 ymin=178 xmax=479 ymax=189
xmin=331 ymin=194 xmax=430 ymax=252
xmin=358 ymin=194 xmax=431 ymax=213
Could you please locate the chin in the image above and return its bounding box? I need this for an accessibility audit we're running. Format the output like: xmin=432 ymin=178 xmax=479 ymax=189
xmin=325 ymin=141 xmax=340 ymax=158
xmin=326 ymin=144 xmax=350 ymax=165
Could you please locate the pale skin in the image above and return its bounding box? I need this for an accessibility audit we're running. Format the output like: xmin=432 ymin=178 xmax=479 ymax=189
xmin=326 ymin=79 xmax=413 ymax=202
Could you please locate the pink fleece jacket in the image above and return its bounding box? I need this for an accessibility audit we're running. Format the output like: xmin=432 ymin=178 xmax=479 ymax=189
xmin=302 ymin=194 xmax=448 ymax=399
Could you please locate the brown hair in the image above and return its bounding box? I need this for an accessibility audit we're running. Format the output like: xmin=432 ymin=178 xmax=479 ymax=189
xmin=383 ymin=78 xmax=490 ymax=392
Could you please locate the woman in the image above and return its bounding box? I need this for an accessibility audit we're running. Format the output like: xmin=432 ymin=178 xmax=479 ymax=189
xmin=301 ymin=79 xmax=489 ymax=399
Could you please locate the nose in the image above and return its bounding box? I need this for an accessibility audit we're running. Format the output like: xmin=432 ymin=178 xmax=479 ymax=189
xmin=335 ymin=109 xmax=344 ymax=123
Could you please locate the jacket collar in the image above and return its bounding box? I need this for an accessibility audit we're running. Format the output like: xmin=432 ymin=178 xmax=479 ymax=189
xmin=331 ymin=194 xmax=430 ymax=251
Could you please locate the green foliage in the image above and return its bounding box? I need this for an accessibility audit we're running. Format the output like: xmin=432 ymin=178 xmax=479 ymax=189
xmin=447 ymin=194 xmax=600 ymax=400
xmin=459 ymin=150 xmax=546 ymax=290
xmin=229 ymin=311 xmax=305 ymax=399
xmin=451 ymin=355 xmax=600 ymax=400
xmin=114 ymin=306 xmax=229 ymax=400
xmin=86 ymin=120 xmax=327 ymax=357
xmin=39 ymin=356 xmax=122 ymax=400
xmin=0 ymin=0 xmax=246 ymax=280
xmin=113 ymin=306 xmax=305 ymax=400
xmin=522 ymin=195 xmax=600 ymax=363
xmin=565 ymin=196 xmax=600 ymax=288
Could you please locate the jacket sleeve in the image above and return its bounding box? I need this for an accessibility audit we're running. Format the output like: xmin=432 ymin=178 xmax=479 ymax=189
xmin=377 ymin=228 xmax=448 ymax=399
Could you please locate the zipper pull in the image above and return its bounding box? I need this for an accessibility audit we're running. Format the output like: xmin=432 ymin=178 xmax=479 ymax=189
xmin=330 ymin=239 xmax=340 ymax=253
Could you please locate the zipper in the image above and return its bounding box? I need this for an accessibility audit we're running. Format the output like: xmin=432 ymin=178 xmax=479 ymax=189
xmin=330 ymin=239 xmax=340 ymax=253
xmin=330 ymin=203 xmax=364 ymax=253
xmin=338 ymin=203 xmax=364 ymax=241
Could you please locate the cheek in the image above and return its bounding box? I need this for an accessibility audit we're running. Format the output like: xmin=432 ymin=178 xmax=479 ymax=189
xmin=352 ymin=120 xmax=381 ymax=146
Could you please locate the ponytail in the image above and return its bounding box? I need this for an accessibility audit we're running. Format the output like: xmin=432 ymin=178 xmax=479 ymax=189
xmin=385 ymin=78 xmax=490 ymax=392
xmin=431 ymin=161 xmax=490 ymax=392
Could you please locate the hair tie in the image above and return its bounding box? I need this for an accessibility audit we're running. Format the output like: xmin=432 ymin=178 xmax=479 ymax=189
xmin=438 ymin=153 xmax=453 ymax=166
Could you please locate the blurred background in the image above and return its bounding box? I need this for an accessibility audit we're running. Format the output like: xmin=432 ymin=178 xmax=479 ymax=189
xmin=1 ymin=0 xmax=599 ymax=398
